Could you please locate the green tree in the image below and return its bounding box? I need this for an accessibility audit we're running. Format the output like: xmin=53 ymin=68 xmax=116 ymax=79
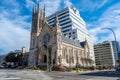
xmin=5 ymin=52 xmax=23 ymax=67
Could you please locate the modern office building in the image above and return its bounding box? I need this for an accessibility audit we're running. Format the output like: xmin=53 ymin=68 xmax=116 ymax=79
xmin=94 ymin=41 xmax=119 ymax=67
xmin=47 ymin=7 xmax=94 ymax=60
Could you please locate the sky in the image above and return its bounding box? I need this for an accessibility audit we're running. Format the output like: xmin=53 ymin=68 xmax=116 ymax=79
xmin=0 ymin=0 xmax=120 ymax=55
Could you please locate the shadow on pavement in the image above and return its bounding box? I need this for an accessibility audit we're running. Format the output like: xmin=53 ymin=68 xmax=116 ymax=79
xmin=78 ymin=70 xmax=120 ymax=77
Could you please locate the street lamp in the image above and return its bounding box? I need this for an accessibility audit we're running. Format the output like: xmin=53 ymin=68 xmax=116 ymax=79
xmin=101 ymin=28 xmax=118 ymax=66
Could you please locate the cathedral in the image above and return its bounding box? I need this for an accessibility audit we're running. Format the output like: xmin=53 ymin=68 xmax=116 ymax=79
xmin=28 ymin=2 xmax=94 ymax=70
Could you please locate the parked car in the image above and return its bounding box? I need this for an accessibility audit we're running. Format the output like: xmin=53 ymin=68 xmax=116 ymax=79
xmin=0 ymin=65 xmax=4 ymax=69
xmin=116 ymin=66 xmax=120 ymax=72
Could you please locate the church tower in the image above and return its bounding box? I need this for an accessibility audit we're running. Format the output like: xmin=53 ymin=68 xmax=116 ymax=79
xmin=52 ymin=14 xmax=62 ymax=65
xmin=30 ymin=1 xmax=46 ymax=49
xmin=52 ymin=13 xmax=62 ymax=40
xmin=29 ymin=1 xmax=46 ymax=66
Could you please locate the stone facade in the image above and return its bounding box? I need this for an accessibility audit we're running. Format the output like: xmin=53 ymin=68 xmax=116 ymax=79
xmin=28 ymin=2 xmax=94 ymax=69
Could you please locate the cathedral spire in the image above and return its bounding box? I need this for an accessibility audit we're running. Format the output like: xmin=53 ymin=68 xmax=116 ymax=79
xmin=37 ymin=0 xmax=40 ymax=11
xmin=43 ymin=4 xmax=46 ymax=23
xmin=35 ymin=5 xmax=37 ymax=13
xmin=54 ymin=13 xmax=59 ymax=27
xmin=32 ymin=5 xmax=35 ymax=14
xmin=40 ymin=9 xmax=42 ymax=19
xmin=43 ymin=4 xmax=46 ymax=17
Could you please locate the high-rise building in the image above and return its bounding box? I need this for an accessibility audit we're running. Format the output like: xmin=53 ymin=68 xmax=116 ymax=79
xmin=47 ymin=7 xmax=94 ymax=60
xmin=94 ymin=41 xmax=119 ymax=67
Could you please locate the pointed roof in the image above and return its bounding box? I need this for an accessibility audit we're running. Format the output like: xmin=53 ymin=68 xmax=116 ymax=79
xmin=53 ymin=13 xmax=59 ymax=27
xmin=32 ymin=5 xmax=35 ymax=14
xmin=43 ymin=4 xmax=46 ymax=17
xmin=43 ymin=4 xmax=48 ymax=24
xmin=38 ymin=0 xmax=40 ymax=9
xmin=80 ymin=40 xmax=88 ymax=48
xmin=37 ymin=0 xmax=41 ymax=13
xmin=80 ymin=41 xmax=86 ymax=48
xmin=62 ymin=35 xmax=82 ymax=47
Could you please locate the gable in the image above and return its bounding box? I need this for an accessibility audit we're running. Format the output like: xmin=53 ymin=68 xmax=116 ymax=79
xmin=41 ymin=22 xmax=52 ymax=33
xmin=37 ymin=22 xmax=54 ymax=46
xmin=84 ymin=41 xmax=89 ymax=52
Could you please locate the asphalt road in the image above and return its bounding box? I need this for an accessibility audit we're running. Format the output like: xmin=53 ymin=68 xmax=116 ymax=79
xmin=0 ymin=69 xmax=120 ymax=80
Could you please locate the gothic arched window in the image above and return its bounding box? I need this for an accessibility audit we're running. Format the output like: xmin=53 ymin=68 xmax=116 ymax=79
xmin=62 ymin=47 xmax=66 ymax=59
xmin=69 ymin=49 xmax=74 ymax=63
xmin=75 ymin=50 xmax=78 ymax=63
xmin=33 ymin=38 xmax=35 ymax=47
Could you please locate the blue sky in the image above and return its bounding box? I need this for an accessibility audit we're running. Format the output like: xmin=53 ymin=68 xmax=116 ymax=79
xmin=0 ymin=0 xmax=120 ymax=55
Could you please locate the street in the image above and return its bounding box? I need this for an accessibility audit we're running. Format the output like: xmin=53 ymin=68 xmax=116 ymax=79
xmin=0 ymin=69 xmax=120 ymax=80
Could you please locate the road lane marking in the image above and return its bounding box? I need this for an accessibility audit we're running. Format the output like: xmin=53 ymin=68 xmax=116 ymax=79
xmin=2 ymin=77 xmax=21 ymax=80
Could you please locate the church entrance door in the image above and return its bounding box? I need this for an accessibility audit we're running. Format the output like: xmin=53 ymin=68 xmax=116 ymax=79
xmin=44 ymin=55 xmax=47 ymax=63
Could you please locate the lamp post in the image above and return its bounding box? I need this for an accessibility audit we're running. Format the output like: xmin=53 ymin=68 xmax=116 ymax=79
xmin=46 ymin=39 xmax=51 ymax=72
xmin=76 ymin=54 xmax=79 ymax=72
xmin=47 ymin=42 xmax=49 ymax=71
xmin=101 ymin=28 xmax=118 ymax=66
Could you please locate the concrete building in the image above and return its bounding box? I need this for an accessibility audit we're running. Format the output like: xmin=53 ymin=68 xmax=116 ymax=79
xmin=22 ymin=46 xmax=26 ymax=54
xmin=46 ymin=7 xmax=94 ymax=61
xmin=28 ymin=2 xmax=94 ymax=70
xmin=94 ymin=41 xmax=119 ymax=68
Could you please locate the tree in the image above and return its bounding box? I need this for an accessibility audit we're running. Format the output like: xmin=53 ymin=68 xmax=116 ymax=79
xmin=5 ymin=52 xmax=17 ymax=62
xmin=5 ymin=52 xmax=23 ymax=67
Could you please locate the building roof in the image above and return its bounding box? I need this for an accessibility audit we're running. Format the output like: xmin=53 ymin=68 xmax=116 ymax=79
xmin=80 ymin=41 xmax=86 ymax=48
xmin=61 ymin=35 xmax=86 ymax=48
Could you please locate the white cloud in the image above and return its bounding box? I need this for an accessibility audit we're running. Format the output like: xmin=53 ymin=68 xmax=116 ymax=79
xmin=0 ymin=1 xmax=30 ymax=55
xmin=2 ymin=0 xmax=19 ymax=8
xmin=97 ymin=0 xmax=108 ymax=9
xmin=64 ymin=0 xmax=73 ymax=7
xmin=40 ymin=0 xmax=62 ymax=16
xmin=0 ymin=14 xmax=30 ymax=55
xmin=88 ymin=2 xmax=120 ymax=44
xmin=25 ymin=0 xmax=35 ymax=10
xmin=79 ymin=0 xmax=108 ymax=12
